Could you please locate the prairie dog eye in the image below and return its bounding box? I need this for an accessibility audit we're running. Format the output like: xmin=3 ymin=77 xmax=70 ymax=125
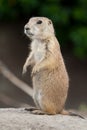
xmin=37 ymin=20 xmax=42 ymax=24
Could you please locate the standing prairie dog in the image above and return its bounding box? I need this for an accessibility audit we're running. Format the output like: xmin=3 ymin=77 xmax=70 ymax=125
xmin=23 ymin=17 xmax=69 ymax=115
xmin=23 ymin=17 xmax=83 ymax=118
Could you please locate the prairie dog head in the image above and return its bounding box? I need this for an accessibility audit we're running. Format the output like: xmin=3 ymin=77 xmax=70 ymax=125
xmin=24 ymin=17 xmax=55 ymax=40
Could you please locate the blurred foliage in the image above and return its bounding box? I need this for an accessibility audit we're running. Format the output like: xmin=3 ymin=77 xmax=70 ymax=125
xmin=0 ymin=0 xmax=87 ymax=59
xmin=79 ymin=103 xmax=87 ymax=111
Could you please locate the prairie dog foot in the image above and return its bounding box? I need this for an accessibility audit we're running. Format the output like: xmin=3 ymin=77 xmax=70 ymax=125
xmin=25 ymin=107 xmax=46 ymax=115
xmin=25 ymin=107 xmax=37 ymax=111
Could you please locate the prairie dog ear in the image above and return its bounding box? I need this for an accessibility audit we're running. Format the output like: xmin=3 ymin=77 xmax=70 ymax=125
xmin=48 ymin=20 xmax=52 ymax=25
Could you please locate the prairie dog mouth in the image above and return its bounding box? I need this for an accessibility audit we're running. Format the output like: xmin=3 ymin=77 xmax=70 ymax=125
xmin=24 ymin=29 xmax=33 ymax=37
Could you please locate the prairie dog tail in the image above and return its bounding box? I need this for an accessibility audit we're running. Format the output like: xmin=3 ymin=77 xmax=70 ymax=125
xmin=60 ymin=109 xmax=84 ymax=119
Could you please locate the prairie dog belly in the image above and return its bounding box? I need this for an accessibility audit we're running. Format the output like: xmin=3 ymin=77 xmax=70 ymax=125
xmin=33 ymin=88 xmax=42 ymax=109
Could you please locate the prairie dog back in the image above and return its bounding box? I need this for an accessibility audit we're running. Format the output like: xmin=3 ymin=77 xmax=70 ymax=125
xmin=23 ymin=17 xmax=69 ymax=115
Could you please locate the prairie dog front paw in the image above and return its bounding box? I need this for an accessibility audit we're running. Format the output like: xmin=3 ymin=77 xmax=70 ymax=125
xmin=22 ymin=64 xmax=28 ymax=74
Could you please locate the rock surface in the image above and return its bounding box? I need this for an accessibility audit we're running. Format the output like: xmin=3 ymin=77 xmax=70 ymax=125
xmin=0 ymin=108 xmax=87 ymax=130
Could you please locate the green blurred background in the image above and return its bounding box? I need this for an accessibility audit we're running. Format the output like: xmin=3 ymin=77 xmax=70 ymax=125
xmin=0 ymin=0 xmax=87 ymax=114
xmin=0 ymin=0 xmax=87 ymax=58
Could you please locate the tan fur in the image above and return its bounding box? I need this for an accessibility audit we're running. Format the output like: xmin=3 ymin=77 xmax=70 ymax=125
xmin=23 ymin=17 xmax=69 ymax=115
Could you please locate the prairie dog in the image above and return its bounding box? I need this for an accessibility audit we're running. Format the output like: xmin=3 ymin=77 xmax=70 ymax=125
xmin=23 ymin=17 xmax=83 ymax=118
xmin=23 ymin=17 xmax=69 ymax=115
